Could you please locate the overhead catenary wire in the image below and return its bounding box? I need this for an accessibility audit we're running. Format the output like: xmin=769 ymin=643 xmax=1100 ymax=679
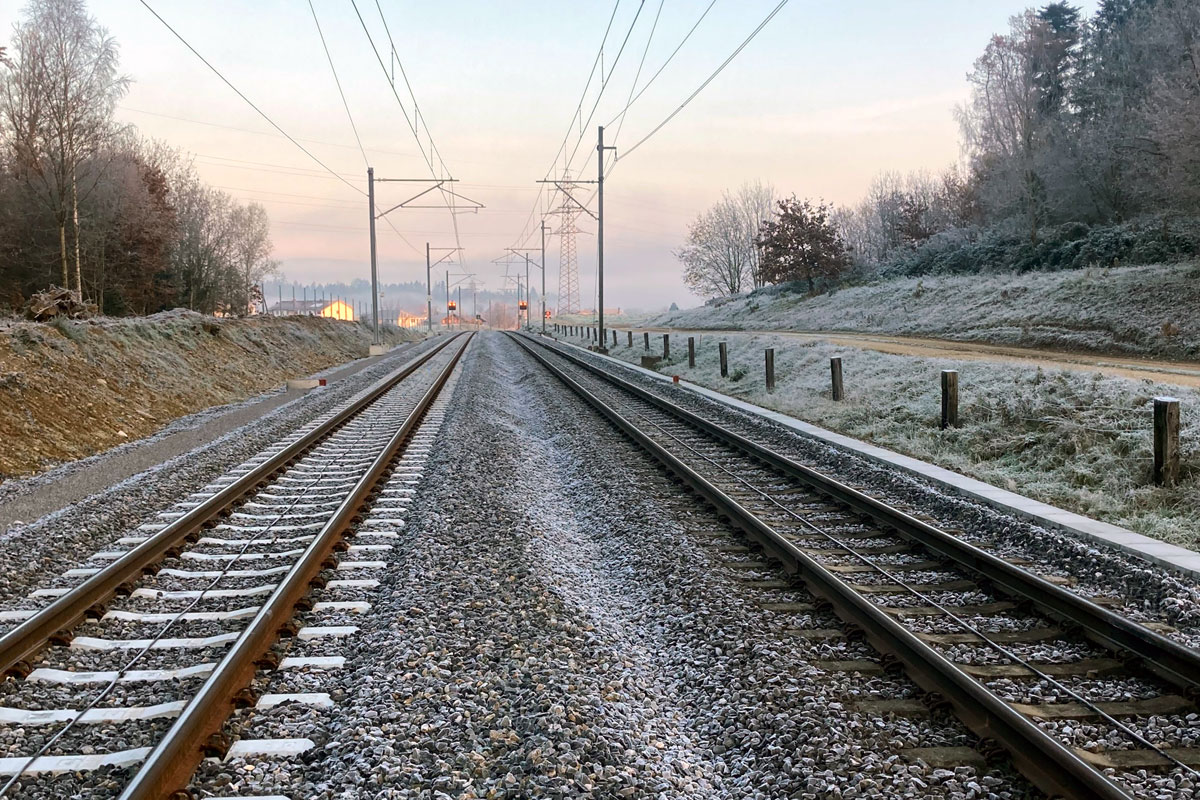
xmin=118 ymin=106 xmax=423 ymax=158
xmin=558 ymin=0 xmax=647 ymax=180
xmin=569 ymin=0 xmax=785 ymax=217
xmin=137 ymin=0 xmax=362 ymax=198
xmin=608 ymin=0 xmax=667 ymax=157
xmin=604 ymin=0 xmax=719 ymax=132
xmin=618 ymin=0 xmax=790 ymax=162
xmin=136 ymin=0 xmax=422 ymax=256
xmin=351 ymin=0 xmax=468 ymax=266
xmin=308 ymin=0 xmax=370 ymax=168
xmin=370 ymin=0 xmax=467 ymax=267
xmin=507 ymin=0 xmax=625 ymax=253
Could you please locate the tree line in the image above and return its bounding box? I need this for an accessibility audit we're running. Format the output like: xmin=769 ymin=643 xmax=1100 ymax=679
xmin=0 ymin=0 xmax=276 ymax=316
xmin=680 ymin=0 xmax=1200 ymax=298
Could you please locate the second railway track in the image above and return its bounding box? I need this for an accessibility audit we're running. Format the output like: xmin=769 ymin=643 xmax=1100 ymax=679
xmin=0 ymin=332 xmax=472 ymax=799
xmin=512 ymin=331 xmax=1200 ymax=800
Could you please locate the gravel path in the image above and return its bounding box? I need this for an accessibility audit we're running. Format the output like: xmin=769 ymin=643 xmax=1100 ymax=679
xmin=190 ymin=331 xmax=1031 ymax=799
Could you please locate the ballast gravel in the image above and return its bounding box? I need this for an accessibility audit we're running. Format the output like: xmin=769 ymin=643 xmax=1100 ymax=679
xmin=189 ymin=331 xmax=1032 ymax=800
xmin=0 ymin=338 xmax=444 ymax=611
xmin=545 ymin=337 xmax=1200 ymax=640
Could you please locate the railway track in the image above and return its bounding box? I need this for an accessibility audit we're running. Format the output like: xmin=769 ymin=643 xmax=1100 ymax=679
xmin=512 ymin=331 xmax=1200 ymax=800
xmin=0 ymin=332 xmax=472 ymax=799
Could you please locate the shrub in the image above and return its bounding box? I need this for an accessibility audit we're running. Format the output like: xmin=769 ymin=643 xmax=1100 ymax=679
xmin=878 ymin=217 xmax=1200 ymax=278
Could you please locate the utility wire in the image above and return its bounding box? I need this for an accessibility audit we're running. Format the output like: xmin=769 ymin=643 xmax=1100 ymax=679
xmin=140 ymin=0 xmax=421 ymax=256
xmin=370 ymin=0 xmax=465 ymax=266
xmin=372 ymin=0 xmax=452 ymax=180
xmin=560 ymin=0 xmax=647 ymax=179
xmin=508 ymin=0 xmax=624 ymax=253
xmin=308 ymin=1 xmax=424 ymax=255
xmin=609 ymin=0 xmax=667 ymax=154
xmin=619 ymin=0 xmax=790 ymax=161
xmin=604 ymin=0 xmax=718 ymax=132
xmin=137 ymin=0 xmax=362 ymax=198
xmin=352 ymin=0 xmax=466 ymax=265
xmin=308 ymin=0 xmax=370 ymax=168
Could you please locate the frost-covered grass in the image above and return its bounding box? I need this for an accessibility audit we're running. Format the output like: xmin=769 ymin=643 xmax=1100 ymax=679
xmin=588 ymin=330 xmax=1200 ymax=549
xmin=654 ymin=262 xmax=1200 ymax=360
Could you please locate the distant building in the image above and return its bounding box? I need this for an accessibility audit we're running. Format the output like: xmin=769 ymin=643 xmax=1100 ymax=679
xmin=396 ymin=311 xmax=424 ymax=328
xmin=270 ymin=299 xmax=355 ymax=321
xmin=320 ymin=300 xmax=355 ymax=321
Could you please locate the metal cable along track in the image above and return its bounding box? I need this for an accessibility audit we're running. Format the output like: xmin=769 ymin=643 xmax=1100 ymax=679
xmin=509 ymin=331 xmax=1200 ymax=800
xmin=0 ymin=332 xmax=472 ymax=800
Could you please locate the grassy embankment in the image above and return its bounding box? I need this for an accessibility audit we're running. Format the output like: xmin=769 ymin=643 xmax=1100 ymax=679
xmin=566 ymin=264 xmax=1200 ymax=547
xmin=654 ymin=262 xmax=1200 ymax=360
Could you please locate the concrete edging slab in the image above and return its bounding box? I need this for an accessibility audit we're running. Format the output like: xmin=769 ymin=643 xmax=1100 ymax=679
xmin=550 ymin=332 xmax=1200 ymax=582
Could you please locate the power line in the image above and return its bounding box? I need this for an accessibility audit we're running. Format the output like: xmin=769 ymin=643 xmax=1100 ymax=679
xmin=138 ymin=0 xmax=423 ymax=259
xmin=371 ymin=0 xmax=468 ymax=266
xmin=560 ymin=0 xmax=648 ymax=179
xmin=117 ymin=106 xmax=420 ymax=157
xmin=307 ymin=0 xmax=370 ymax=168
xmin=193 ymin=158 xmax=362 ymax=181
xmin=508 ymin=0 xmax=624 ymax=253
xmin=372 ymin=0 xmax=452 ymax=180
xmin=603 ymin=0 xmax=719 ymax=132
xmin=609 ymin=0 xmax=667 ymax=154
xmin=137 ymin=0 xmax=363 ymax=198
xmin=351 ymin=0 xmax=467 ymax=265
xmin=619 ymin=0 xmax=790 ymax=161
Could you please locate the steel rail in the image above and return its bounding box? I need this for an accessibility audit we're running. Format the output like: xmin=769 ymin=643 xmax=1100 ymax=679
xmin=122 ymin=331 xmax=473 ymax=800
xmin=0 ymin=334 xmax=462 ymax=681
xmin=510 ymin=332 xmax=1137 ymax=800
xmin=519 ymin=334 xmax=1200 ymax=694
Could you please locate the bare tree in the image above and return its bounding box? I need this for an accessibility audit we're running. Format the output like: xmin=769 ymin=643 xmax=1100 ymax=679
xmin=229 ymin=202 xmax=276 ymax=315
xmin=676 ymin=181 xmax=775 ymax=298
xmin=0 ymin=0 xmax=128 ymax=295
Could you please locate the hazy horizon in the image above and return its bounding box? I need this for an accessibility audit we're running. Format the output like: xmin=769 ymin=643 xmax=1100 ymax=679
xmin=2 ymin=0 xmax=1100 ymax=311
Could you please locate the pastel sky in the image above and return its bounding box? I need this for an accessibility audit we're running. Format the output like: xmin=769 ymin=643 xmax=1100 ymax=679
xmin=2 ymin=1 xmax=1099 ymax=311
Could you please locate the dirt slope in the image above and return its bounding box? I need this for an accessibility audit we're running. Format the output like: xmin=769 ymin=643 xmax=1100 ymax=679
xmin=0 ymin=312 xmax=415 ymax=479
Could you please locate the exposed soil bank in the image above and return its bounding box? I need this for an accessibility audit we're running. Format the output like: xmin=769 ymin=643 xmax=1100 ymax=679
xmin=653 ymin=263 xmax=1200 ymax=361
xmin=0 ymin=311 xmax=417 ymax=479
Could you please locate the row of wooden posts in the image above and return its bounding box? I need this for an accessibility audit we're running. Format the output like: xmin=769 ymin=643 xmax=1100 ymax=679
xmin=551 ymin=324 xmax=1183 ymax=486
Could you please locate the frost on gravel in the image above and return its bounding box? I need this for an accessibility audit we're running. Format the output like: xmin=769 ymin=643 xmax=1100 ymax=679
xmin=229 ymin=332 xmax=1031 ymax=800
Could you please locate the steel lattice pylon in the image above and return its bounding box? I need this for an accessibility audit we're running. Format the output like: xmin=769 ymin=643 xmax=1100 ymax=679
xmin=552 ymin=174 xmax=581 ymax=315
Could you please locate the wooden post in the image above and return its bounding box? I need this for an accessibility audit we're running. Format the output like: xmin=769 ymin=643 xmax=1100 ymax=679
xmin=941 ymin=369 xmax=959 ymax=429
xmin=663 ymin=334 xmax=670 ymax=360
xmin=765 ymin=348 xmax=775 ymax=392
xmin=830 ymin=357 xmax=844 ymax=401
xmin=627 ymin=330 xmax=633 ymax=347
xmin=719 ymin=342 xmax=728 ymax=378
xmin=688 ymin=337 xmax=695 ymax=368
xmin=1154 ymin=397 xmax=1180 ymax=486
xmin=612 ymin=329 xmax=616 ymax=347
xmin=643 ymin=331 xmax=650 ymax=351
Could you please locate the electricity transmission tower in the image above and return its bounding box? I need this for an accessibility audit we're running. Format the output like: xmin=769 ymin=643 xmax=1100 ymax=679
xmin=547 ymin=171 xmax=583 ymax=315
